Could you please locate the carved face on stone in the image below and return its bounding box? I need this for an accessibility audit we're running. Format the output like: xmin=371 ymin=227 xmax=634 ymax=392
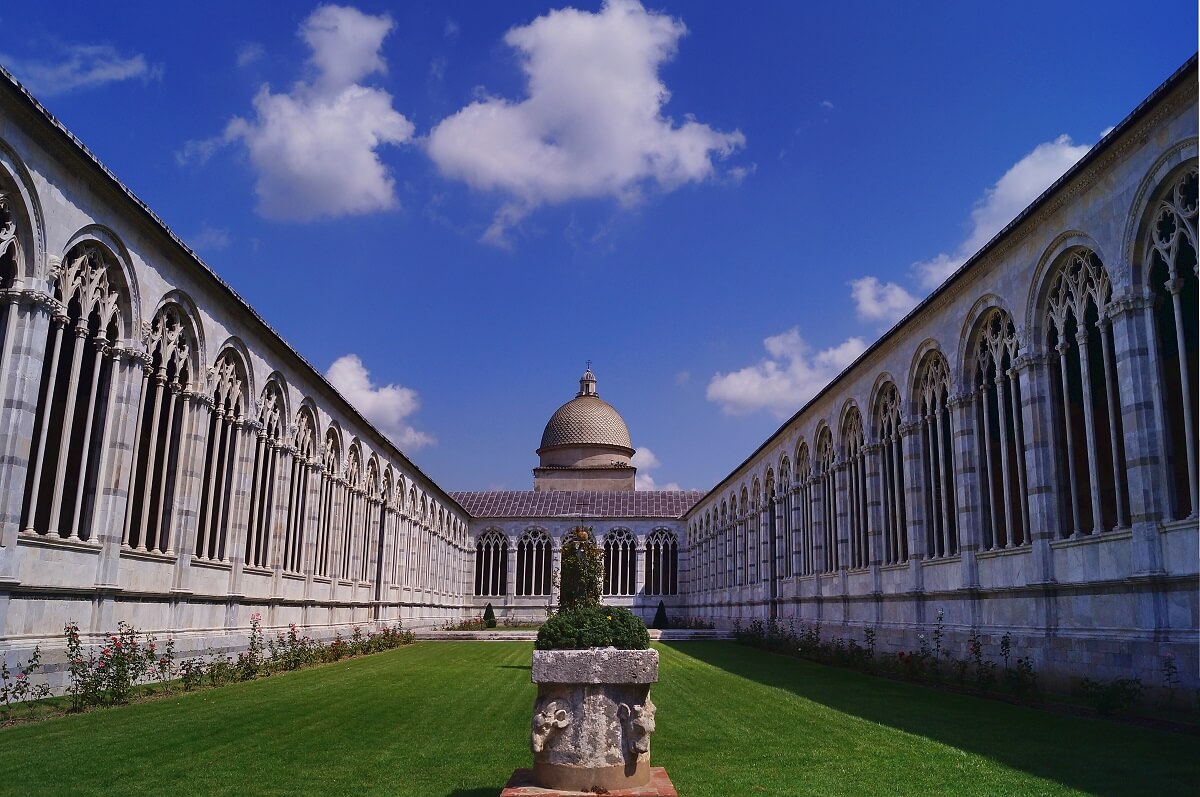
xmin=531 ymin=699 xmax=571 ymax=753
xmin=617 ymin=698 xmax=656 ymax=756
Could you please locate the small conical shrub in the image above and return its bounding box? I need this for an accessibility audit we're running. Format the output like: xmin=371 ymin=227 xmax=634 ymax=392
xmin=483 ymin=602 xmax=497 ymax=629
xmin=652 ymin=600 xmax=669 ymax=630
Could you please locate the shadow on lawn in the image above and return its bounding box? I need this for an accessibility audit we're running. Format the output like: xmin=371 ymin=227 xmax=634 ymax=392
xmin=497 ymin=664 xmax=530 ymax=670
xmin=661 ymin=641 xmax=1197 ymax=797
xmin=444 ymin=789 xmax=496 ymax=797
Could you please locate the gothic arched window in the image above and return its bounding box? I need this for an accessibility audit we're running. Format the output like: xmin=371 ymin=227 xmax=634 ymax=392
xmin=842 ymin=408 xmax=869 ymax=569
xmin=1046 ymin=250 xmax=1129 ymax=536
xmin=0 ymin=192 xmax=19 ymax=365
xmin=123 ymin=305 xmax=193 ymax=555
xmin=244 ymin=381 xmax=285 ymax=569
xmin=604 ymin=527 xmax=637 ymax=596
xmin=195 ymin=350 xmax=248 ymax=562
xmin=340 ymin=445 xmax=363 ymax=580
xmin=974 ymin=311 xmax=1028 ymax=550
xmin=475 ymin=530 xmax=508 ymax=596
xmin=516 ymin=527 xmax=552 ymax=596
xmin=816 ymin=427 xmax=838 ymax=572
xmin=795 ymin=443 xmax=815 ymax=575
xmin=1147 ymin=165 xmax=1198 ymax=520
xmin=645 ymin=528 xmax=678 ymax=596
xmin=916 ymin=352 xmax=958 ymax=557
xmin=313 ymin=430 xmax=342 ymax=577
xmin=875 ymin=383 xmax=907 ymax=564
xmin=282 ymin=407 xmax=316 ymax=573
xmin=22 ymin=243 xmax=126 ymax=542
xmin=777 ymin=460 xmax=793 ymax=579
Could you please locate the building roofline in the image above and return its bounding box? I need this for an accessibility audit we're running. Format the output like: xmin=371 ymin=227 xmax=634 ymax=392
xmin=0 ymin=63 xmax=466 ymax=514
xmin=685 ymin=52 xmax=1199 ymax=520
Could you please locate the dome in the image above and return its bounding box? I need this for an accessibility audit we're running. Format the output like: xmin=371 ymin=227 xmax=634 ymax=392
xmin=539 ymin=394 xmax=633 ymax=452
xmin=537 ymin=367 xmax=633 ymax=454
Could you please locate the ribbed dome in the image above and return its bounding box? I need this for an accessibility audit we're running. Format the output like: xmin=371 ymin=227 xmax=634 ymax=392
xmin=539 ymin=395 xmax=633 ymax=451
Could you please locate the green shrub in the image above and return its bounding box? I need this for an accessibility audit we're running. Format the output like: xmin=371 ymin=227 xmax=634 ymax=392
xmin=652 ymin=600 xmax=668 ymax=630
xmin=535 ymin=605 xmax=649 ymax=650
xmin=1080 ymin=676 xmax=1144 ymax=716
xmin=558 ymin=527 xmax=602 ymax=611
xmin=483 ymin=603 xmax=497 ymax=629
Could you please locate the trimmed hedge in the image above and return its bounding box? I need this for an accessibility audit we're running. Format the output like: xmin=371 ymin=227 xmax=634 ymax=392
xmin=535 ymin=605 xmax=649 ymax=650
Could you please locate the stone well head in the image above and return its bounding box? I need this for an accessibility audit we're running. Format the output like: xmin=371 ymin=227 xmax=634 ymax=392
xmin=530 ymin=648 xmax=659 ymax=792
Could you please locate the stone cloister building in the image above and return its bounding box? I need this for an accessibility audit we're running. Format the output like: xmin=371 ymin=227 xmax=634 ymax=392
xmin=0 ymin=67 xmax=472 ymax=661
xmin=682 ymin=58 xmax=1198 ymax=687
xmin=0 ymin=52 xmax=1196 ymax=692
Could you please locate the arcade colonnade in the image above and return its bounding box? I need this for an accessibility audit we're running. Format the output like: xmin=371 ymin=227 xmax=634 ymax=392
xmin=468 ymin=520 xmax=684 ymax=622
xmin=683 ymin=61 xmax=1199 ymax=688
xmin=0 ymin=72 xmax=470 ymax=657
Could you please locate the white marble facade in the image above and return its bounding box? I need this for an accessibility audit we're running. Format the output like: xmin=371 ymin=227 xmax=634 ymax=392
xmin=0 ymin=54 xmax=1196 ymax=696
xmin=0 ymin=70 xmax=471 ymax=671
xmin=681 ymin=61 xmax=1199 ymax=689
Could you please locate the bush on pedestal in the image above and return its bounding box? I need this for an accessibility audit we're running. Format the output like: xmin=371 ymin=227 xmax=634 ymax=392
xmin=652 ymin=600 xmax=669 ymax=630
xmin=535 ymin=526 xmax=649 ymax=651
xmin=483 ymin=602 xmax=497 ymax=629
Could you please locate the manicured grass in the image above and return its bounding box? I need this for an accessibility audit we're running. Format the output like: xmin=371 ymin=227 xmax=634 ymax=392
xmin=1 ymin=641 xmax=1195 ymax=796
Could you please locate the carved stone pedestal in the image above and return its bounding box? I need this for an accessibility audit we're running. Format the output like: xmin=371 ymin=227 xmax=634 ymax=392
xmin=500 ymin=766 xmax=678 ymax=796
xmin=527 ymin=648 xmax=660 ymax=792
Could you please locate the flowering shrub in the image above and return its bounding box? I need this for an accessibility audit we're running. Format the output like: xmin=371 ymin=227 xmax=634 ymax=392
xmin=0 ymin=647 xmax=51 ymax=717
xmin=236 ymin=613 xmax=265 ymax=680
xmin=267 ymin=624 xmax=318 ymax=671
xmin=57 ymin=618 xmax=414 ymax=711
xmin=179 ymin=658 xmax=206 ymax=691
xmin=443 ymin=615 xmax=487 ymax=631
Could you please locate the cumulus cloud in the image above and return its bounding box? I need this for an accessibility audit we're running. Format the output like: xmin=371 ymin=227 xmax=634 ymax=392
xmin=707 ymin=327 xmax=866 ymax=418
xmin=850 ymin=275 xmax=918 ymax=325
xmin=2 ymin=43 xmax=161 ymax=96
xmin=632 ymin=447 xmax=681 ymax=491
xmin=426 ymin=0 xmax=745 ymax=246
xmin=325 ymin=354 xmax=435 ymax=451
xmin=221 ymin=5 xmax=415 ymax=220
xmin=845 ymin=132 xmax=1099 ymax=328
xmin=913 ymin=133 xmax=1094 ymax=289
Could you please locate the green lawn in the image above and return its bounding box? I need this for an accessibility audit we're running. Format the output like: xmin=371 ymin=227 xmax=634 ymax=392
xmin=2 ymin=641 xmax=1195 ymax=796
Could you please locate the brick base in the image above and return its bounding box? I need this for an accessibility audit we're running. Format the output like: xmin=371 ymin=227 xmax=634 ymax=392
xmin=500 ymin=767 xmax=678 ymax=796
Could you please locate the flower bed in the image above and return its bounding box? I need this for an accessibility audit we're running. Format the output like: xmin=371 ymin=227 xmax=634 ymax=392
xmin=2 ymin=615 xmax=415 ymax=725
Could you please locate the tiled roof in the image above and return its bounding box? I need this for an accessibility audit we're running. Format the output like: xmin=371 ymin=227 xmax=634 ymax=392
xmin=450 ymin=491 xmax=706 ymax=519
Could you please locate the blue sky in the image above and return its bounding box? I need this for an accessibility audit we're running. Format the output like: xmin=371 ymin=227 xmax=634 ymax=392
xmin=1 ymin=1 xmax=1195 ymax=492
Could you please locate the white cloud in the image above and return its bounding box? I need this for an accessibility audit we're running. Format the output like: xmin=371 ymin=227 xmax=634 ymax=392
xmin=820 ymin=99 xmax=835 ymax=109
xmin=222 ymin=5 xmax=415 ymax=221
xmin=707 ymin=327 xmax=866 ymax=418
xmin=913 ymin=133 xmax=1093 ymax=289
xmin=189 ymin=224 xmax=231 ymax=252
xmin=325 ymin=354 xmax=435 ymax=451
xmin=2 ymin=43 xmax=161 ymax=96
xmin=426 ymin=0 xmax=745 ymax=246
xmin=844 ymin=131 xmax=1100 ymax=330
xmin=444 ymin=19 xmax=461 ymax=39
xmin=849 ymin=276 xmax=918 ymax=325
xmin=237 ymin=43 xmax=265 ymax=68
xmin=632 ymin=446 xmax=681 ymax=491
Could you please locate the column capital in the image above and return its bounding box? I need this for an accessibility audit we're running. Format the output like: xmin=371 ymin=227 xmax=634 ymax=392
xmin=1106 ymin=289 xmax=1154 ymax=318
xmin=899 ymin=420 xmax=923 ymax=436
xmin=947 ymin=392 xmax=974 ymax=409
